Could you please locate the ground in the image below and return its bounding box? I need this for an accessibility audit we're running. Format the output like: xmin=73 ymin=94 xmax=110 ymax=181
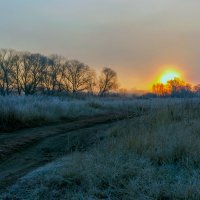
xmin=1 ymin=97 xmax=200 ymax=200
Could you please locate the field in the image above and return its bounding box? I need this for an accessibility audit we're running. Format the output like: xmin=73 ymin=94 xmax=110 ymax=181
xmin=1 ymin=96 xmax=200 ymax=199
xmin=0 ymin=95 xmax=149 ymax=132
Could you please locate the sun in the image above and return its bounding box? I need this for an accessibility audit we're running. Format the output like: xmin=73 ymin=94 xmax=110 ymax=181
xmin=159 ymin=70 xmax=181 ymax=84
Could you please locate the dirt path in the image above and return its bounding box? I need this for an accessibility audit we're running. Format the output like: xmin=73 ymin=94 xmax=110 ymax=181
xmin=0 ymin=112 xmax=136 ymax=191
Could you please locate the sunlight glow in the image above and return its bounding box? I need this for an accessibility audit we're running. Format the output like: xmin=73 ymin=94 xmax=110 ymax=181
xmin=159 ymin=70 xmax=181 ymax=84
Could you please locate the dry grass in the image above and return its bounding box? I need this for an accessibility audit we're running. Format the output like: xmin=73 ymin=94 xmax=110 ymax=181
xmin=0 ymin=95 xmax=175 ymax=132
xmin=0 ymin=95 xmax=193 ymax=132
xmin=0 ymin=96 xmax=142 ymax=132
xmin=2 ymin=98 xmax=200 ymax=199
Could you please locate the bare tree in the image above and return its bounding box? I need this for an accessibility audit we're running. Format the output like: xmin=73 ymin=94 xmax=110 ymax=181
xmin=0 ymin=49 xmax=17 ymax=95
xmin=0 ymin=49 xmax=119 ymax=97
xmin=42 ymin=55 xmax=65 ymax=95
xmin=85 ymin=69 xmax=96 ymax=94
xmin=167 ymin=78 xmax=192 ymax=97
xmin=62 ymin=60 xmax=95 ymax=93
xmin=98 ymin=67 xmax=118 ymax=96
xmin=194 ymin=84 xmax=200 ymax=97
xmin=19 ymin=53 xmax=48 ymax=95
xmin=152 ymin=83 xmax=170 ymax=96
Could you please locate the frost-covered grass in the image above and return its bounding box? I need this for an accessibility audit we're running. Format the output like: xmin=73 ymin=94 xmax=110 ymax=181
xmin=2 ymin=98 xmax=200 ymax=199
xmin=1 ymin=95 xmax=198 ymax=132
xmin=0 ymin=95 xmax=145 ymax=131
xmin=0 ymin=95 xmax=186 ymax=131
xmin=0 ymin=96 xmax=98 ymax=131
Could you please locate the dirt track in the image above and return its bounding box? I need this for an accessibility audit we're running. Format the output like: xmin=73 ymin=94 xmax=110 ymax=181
xmin=0 ymin=112 xmax=136 ymax=191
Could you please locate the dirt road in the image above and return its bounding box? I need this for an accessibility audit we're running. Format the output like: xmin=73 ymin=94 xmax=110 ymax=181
xmin=0 ymin=112 xmax=135 ymax=191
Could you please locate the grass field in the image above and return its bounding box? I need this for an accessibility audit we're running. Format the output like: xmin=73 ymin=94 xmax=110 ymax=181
xmin=0 ymin=95 xmax=148 ymax=132
xmin=1 ymin=97 xmax=200 ymax=199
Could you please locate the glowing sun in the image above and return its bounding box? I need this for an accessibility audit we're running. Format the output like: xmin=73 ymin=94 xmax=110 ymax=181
xmin=159 ymin=70 xmax=182 ymax=84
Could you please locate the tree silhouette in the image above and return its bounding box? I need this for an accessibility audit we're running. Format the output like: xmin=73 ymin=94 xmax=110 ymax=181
xmin=98 ymin=67 xmax=118 ymax=96
xmin=152 ymin=78 xmax=193 ymax=97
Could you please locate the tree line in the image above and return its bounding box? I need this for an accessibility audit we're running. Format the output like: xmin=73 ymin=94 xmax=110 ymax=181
xmin=152 ymin=78 xmax=200 ymax=97
xmin=0 ymin=49 xmax=118 ymax=96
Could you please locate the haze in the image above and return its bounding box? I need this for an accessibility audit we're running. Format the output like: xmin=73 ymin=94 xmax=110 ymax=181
xmin=1 ymin=0 xmax=200 ymax=90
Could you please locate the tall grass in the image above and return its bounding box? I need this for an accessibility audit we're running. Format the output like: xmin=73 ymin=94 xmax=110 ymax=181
xmin=0 ymin=95 xmax=141 ymax=131
xmin=0 ymin=96 xmax=97 ymax=131
xmin=2 ymin=98 xmax=200 ymax=199
xmin=0 ymin=95 xmax=178 ymax=132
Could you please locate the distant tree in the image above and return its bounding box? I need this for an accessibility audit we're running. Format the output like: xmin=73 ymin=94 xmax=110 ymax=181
xmin=20 ymin=53 xmax=49 ymax=95
xmin=42 ymin=55 xmax=65 ymax=95
xmin=152 ymin=83 xmax=170 ymax=96
xmin=194 ymin=84 xmax=200 ymax=97
xmin=84 ymin=69 xmax=96 ymax=94
xmin=118 ymin=88 xmax=128 ymax=96
xmin=152 ymin=78 xmax=193 ymax=98
xmin=167 ymin=78 xmax=193 ymax=97
xmin=98 ymin=67 xmax=118 ymax=96
xmin=62 ymin=60 xmax=95 ymax=93
xmin=0 ymin=49 xmax=121 ymax=97
xmin=12 ymin=53 xmax=22 ymax=95
xmin=0 ymin=49 xmax=17 ymax=95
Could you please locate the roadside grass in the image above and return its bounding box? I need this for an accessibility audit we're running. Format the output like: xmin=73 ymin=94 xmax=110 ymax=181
xmin=2 ymin=99 xmax=200 ymax=199
xmin=0 ymin=96 xmax=101 ymax=131
xmin=0 ymin=96 xmax=149 ymax=132
xmin=0 ymin=95 xmax=195 ymax=132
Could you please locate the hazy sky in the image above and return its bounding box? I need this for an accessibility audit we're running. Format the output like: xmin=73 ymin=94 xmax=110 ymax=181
xmin=1 ymin=0 xmax=200 ymax=89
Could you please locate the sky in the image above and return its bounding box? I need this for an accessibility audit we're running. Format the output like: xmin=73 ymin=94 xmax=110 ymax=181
xmin=1 ymin=0 xmax=200 ymax=90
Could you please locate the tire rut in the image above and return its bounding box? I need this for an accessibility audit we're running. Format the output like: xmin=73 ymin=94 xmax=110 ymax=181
xmin=0 ymin=112 xmax=136 ymax=191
